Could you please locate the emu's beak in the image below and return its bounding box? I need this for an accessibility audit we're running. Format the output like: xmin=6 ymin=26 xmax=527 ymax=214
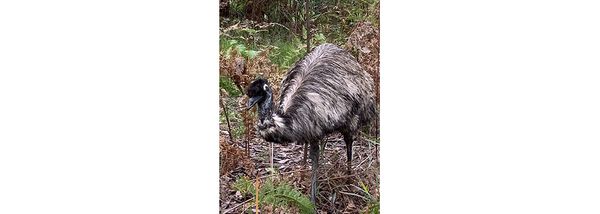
xmin=247 ymin=96 xmax=261 ymax=110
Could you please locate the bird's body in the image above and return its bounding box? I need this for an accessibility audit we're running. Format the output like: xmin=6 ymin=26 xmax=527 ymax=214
xmin=246 ymin=43 xmax=377 ymax=207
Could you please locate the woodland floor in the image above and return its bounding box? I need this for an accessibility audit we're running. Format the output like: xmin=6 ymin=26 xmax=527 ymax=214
xmin=219 ymin=98 xmax=380 ymax=214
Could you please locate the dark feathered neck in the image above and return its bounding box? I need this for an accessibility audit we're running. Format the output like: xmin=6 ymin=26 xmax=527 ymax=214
xmin=255 ymin=90 xmax=294 ymax=144
xmin=257 ymin=91 xmax=274 ymax=123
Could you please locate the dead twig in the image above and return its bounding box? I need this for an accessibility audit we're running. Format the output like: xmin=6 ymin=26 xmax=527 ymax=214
xmin=220 ymin=95 xmax=234 ymax=142
xmin=339 ymin=191 xmax=369 ymax=201
xmin=318 ymin=174 xmax=356 ymax=182
xmin=270 ymin=142 xmax=274 ymax=176
xmin=253 ymin=168 xmax=312 ymax=182
xmin=222 ymin=198 xmax=253 ymax=214
xmin=255 ymin=178 xmax=260 ymax=213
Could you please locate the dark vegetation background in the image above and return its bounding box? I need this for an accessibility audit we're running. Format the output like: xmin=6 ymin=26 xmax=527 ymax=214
xmin=219 ymin=0 xmax=380 ymax=213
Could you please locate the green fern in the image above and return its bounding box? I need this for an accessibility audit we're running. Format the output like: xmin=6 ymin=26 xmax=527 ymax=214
xmin=232 ymin=176 xmax=255 ymax=194
xmin=233 ymin=177 xmax=315 ymax=214
xmin=264 ymin=183 xmax=315 ymax=214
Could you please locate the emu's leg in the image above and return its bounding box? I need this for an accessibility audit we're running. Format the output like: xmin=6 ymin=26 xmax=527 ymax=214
xmin=299 ymin=142 xmax=308 ymax=182
xmin=301 ymin=142 xmax=308 ymax=165
xmin=309 ymin=141 xmax=319 ymax=205
xmin=343 ymin=133 xmax=354 ymax=176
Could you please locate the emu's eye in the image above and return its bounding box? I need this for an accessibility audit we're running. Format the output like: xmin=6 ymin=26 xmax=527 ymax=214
xmin=263 ymin=84 xmax=268 ymax=91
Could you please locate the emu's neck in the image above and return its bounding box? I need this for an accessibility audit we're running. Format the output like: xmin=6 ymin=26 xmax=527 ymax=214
xmin=256 ymin=92 xmax=291 ymax=143
xmin=257 ymin=92 xmax=274 ymax=123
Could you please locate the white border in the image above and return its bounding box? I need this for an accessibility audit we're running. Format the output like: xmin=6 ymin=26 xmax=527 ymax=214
xmin=1 ymin=1 xmax=216 ymax=213
xmin=1 ymin=0 xmax=599 ymax=213
xmin=385 ymin=0 xmax=600 ymax=213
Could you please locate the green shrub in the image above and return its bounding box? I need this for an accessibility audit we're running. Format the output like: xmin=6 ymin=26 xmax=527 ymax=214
xmin=233 ymin=176 xmax=315 ymax=214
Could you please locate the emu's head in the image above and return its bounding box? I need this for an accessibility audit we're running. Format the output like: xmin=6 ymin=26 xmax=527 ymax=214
xmin=245 ymin=78 xmax=272 ymax=110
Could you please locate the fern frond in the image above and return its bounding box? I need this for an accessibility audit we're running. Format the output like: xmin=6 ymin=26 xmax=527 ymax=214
xmin=233 ymin=177 xmax=315 ymax=214
xmin=263 ymin=183 xmax=314 ymax=214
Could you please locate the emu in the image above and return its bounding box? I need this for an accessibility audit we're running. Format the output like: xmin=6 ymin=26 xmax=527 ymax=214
xmin=246 ymin=43 xmax=377 ymax=206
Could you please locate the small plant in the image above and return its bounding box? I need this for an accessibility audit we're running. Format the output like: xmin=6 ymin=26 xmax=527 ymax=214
xmin=361 ymin=130 xmax=380 ymax=145
xmin=221 ymin=39 xmax=262 ymax=60
xmin=219 ymin=135 xmax=255 ymax=176
xmin=357 ymin=180 xmax=380 ymax=214
xmin=233 ymin=176 xmax=315 ymax=214
xmin=218 ymin=96 xmax=245 ymax=140
xmin=312 ymin=32 xmax=327 ymax=46
xmin=269 ymin=38 xmax=305 ymax=69
xmin=220 ymin=76 xmax=243 ymax=97
xmin=228 ymin=0 xmax=249 ymax=17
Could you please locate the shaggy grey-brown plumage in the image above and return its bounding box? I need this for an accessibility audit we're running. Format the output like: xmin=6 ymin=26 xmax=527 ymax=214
xmin=246 ymin=43 xmax=377 ymax=206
